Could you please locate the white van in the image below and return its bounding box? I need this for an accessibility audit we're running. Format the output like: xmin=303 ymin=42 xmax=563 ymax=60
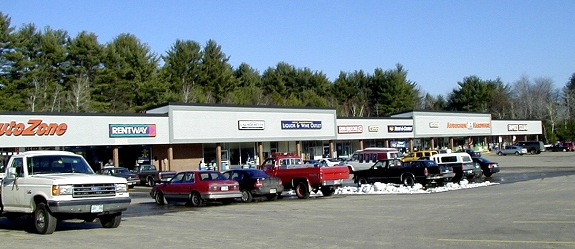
xmin=429 ymin=152 xmax=482 ymax=181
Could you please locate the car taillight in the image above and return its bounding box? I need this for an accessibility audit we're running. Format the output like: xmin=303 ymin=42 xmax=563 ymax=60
xmin=209 ymin=184 xmax=218 ymax=191
xmin=424 ymin=168 xmax=428 ymax=176
xmin=254 ymin=179 xmax=263 ymax=188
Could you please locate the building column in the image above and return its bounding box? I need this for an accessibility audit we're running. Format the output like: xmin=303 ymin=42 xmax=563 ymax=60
xmin=359 ymin=139 xmax=364 ymax=150
xmin=329 ymin=140 xmax=335 ymax=158
xmin=257 ymin=142 xmax=264 ymax=166
xmin=112 ymin=146 xmax=119 ymax=167
xmin=167 ymin=145 xmax=173 ymax=171
xmin=216 ymin=143 xmax=222 ymax=171
xmin=430 ymin=138 xmax=435 ymax=150
xmin=450 ymin=137 xmax=455 ymax=150
xmin=409 ymin=138 xmax=414 ymax=152
xmin=296 ymin=141 xmax=302 ymax=157
xmin=385 ymin=140 xmax=389 ymax=147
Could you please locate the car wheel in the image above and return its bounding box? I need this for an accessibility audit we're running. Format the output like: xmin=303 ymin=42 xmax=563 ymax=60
xmin=514 ymin=151 xmax=520 ymax=156
xmin=34 ymin=202 xmax=57 ymax=234
xmin=154 ymin=191 xmax=165 ymax=205
xmin=403 ymin=175 xmax=415 ymax=187
xmin=497 ymin=151 xmax=503 ymax=156
xmin=147 ymin=176 xmax=155 ymax=187
xmin=266 ymin=193 xmax=279 ymax=201
xmin=357 ymin=177 xmax=368 ymax=185
xmin=320 ymin=186 xmax=335 ymax=196
xmin=295 ymin=182 xmax=310 ymax=199
xmin=100 ymin=213 xmax=122 ymax=228
xmin=240 ymin=190 xmax=253 ymax=203
xmin=483 ymin=172 xmax=493 ymax=177
xmin=189 ymin=192 xmax=203 ymax=207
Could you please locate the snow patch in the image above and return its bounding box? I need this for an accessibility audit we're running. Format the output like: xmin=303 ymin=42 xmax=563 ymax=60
xmin=336 ymin=180 xmax=499 ymax=195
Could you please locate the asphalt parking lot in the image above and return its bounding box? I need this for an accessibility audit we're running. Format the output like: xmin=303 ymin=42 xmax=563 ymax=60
xmin=2 ymin=152 xmax=575 ymax=249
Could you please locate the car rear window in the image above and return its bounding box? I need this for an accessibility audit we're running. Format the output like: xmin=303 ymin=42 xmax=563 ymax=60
xmin=246 ymin=170 xmax=269 ymax=178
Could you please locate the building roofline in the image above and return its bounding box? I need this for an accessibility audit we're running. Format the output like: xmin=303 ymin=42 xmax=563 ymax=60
xmin=147 ymin=102 xmax=336 ymax=111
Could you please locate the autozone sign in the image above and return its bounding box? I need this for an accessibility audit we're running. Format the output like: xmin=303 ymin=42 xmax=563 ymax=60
xmin=0 ymin=120 xmax=68 ymax=136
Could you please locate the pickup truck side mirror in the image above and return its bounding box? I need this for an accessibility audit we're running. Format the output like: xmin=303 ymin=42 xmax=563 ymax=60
xmin=8 ymin=167 xmax=18 ymax=178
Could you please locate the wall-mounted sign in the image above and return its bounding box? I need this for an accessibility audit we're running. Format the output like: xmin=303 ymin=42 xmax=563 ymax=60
xmin=238 ymin=120 xmax=265 ymax=130
xmin=446 ymin=122 xmax=491 ymax=129
xmin=0 ymin=119 xmax=68 ymax=136
xmin=390 ymin=140 xmax=407 ymax=148
xmin=387 ymin=125 xmax=413 ymax=133
xmin=507 ymin=124 xmax=528 ymax=131
xmin=368 ymin=126 xmax=379 ymax=132
xmin=429 ymin=122 xmax=439 ymax=128
xmin=281 ymin=121 xmax=322 ymax=129
xmin=109 ymin=124 xmax=156 ymax=137
xmin=338 ymin=125 xmax=363 ymax=134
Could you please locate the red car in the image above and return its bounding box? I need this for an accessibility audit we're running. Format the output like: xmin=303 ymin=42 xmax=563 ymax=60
xmin=150 ymin=170 xmax=241 ymax=207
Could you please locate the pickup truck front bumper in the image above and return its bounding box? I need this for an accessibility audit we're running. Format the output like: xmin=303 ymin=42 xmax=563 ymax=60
xmin=47 ymin=197 xmax=131 ymax=214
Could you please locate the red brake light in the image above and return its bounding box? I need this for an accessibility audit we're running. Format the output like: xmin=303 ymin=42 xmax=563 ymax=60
xmin=424 ymin=168 xmax=428 ymax=176
xmin=254 ymin=179 xmax=263 ymax=188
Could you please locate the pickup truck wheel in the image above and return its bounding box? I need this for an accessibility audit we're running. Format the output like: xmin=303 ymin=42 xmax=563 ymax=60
xmin=497 ymin=151 xmax=503 ymax=156
xmin=34 ymin=202 xmax=57 ymax=234
xmin=320 ymin=186 xmax=335 ymax=196
xmin=147 ymin=177 xmax=155 ymax=187
xmin=100 ymin=213 xmax=122 ymax=228
xmin=240 ymin=190 xmax=253 ymax=203
xmin=403 ymin=176 xmax=415 ymax=187
xmin=155 ymin=191 xmax=166 ymax=205
xmin=188 ymin=192 xmax=203 ymax=207
xmin=357 ymin=177 xmax=368 ymax=185
xmin=295 ymin=182 xmax=310 ymax=199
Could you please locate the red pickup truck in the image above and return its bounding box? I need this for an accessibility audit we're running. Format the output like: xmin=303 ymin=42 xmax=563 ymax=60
xmin=260 ymin=153 xmax=350 ymax=199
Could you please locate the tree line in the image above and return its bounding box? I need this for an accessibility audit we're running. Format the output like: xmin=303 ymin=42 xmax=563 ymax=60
xmin=1 ymin=13 xmax=574 ymax=143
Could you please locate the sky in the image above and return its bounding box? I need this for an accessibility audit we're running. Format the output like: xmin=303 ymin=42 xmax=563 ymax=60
xmin=2 ymin=1 xmax=574 ymax=96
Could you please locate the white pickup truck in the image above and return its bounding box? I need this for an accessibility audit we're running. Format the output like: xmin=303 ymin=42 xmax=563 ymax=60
xmin=0 ymin=151 xmax=131 ymax=234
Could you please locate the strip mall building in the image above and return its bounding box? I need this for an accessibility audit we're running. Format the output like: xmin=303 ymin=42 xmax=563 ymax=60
xmin=0 ymin=103 xmax=542 ymax=172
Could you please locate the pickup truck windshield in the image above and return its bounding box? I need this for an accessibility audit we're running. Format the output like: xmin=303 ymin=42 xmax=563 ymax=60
xmin=27 ymin=155 xmax=95 ymax=175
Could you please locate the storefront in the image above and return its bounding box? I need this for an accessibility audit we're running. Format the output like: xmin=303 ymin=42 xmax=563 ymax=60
xmin=1 ymin=104 xmax=543 ymax=171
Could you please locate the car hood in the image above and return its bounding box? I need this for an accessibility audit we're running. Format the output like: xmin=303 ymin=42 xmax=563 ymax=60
xmin=31 ymin=173 xmax=128 ymax=184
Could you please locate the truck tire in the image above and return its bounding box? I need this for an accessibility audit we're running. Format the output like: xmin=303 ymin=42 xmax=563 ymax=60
xmin=34 ymin=202 xmax=57 ymax=234
xmin=403 ymin=175 xmax=415 ymax=187
xmin=320 ymin=186 xmax=335 ymax=196
xmin=147 ymin=176 xmax=155 ymax=187
xmin=356 ymin=177 xmax=368 ymax=185
xmin=100 ymin=213 xmax=122 ymax=228
xmin=240 ymin=190 xmax=253 ymax=203
xmin=295 ymin=182 xmax=310 ymax=199
xmin=155 ymin=191 xmax=166 ymax=205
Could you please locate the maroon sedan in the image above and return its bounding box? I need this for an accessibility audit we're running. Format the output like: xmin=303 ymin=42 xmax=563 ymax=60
xmin=150 ymin=170 xmax=240 ymax=207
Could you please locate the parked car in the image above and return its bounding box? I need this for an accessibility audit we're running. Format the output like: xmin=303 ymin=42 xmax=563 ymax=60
xmin=98 ymin=167 xmax=140 ymax=188
xmin=515 ymin=140 xmax=545 ymax=154
xmin=546 ymin=144 xmax=571 ymax=152
xmin=223 ymin=169 xmax=284 ymax=202
xmin=497 ymin=145 xmax=527 ymax=156
xmin=460 ymin=149 xmax=481 ymax=158
xmin=353 ymin=159 xmax=455 ymax=186
xmin=132 ymin=164 xmax=177 ymax=187
xmin=303 ymin=159 xmax=321 ymax=166
xmin=400 ymin=150 xmax=438 ymax=162
xmin=471 ymin=157 xmax=500 ymax=177
xmin=429 ymin=152 xmax=482 ymax=181
xmin=150 ymin=170 xmax=240 ymax=207
xmin=318 ymin=158 xmax=341 ymax=167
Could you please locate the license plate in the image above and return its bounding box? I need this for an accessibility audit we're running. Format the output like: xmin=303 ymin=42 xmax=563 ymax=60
xmin=91 ymin=204 xmax=104 ymax=213
xmin=270 ymin=188 xmax=276 ymax=194
xmin=221 ymin=186 xmax=228 ymax=191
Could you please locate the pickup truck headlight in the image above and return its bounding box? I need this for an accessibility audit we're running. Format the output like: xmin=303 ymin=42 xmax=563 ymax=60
xmin=52 ymin=185 xmax=73 ymax=195
xmin=115 ymin=183 xmax=128 ymax=193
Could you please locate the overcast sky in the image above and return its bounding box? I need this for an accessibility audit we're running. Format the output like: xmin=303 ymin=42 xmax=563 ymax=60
xmin=3 ymin=1 xmax=574 ymax=96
